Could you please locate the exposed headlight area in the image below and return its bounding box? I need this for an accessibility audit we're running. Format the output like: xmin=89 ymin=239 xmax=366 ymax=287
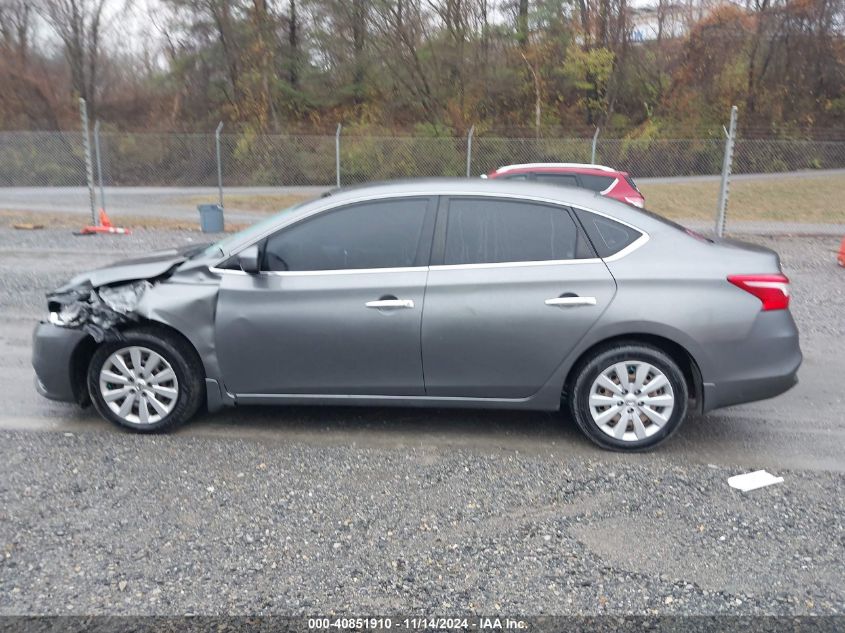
xmin=46 ymin=280 xmax=152 ymax=341
xmin=48 ymin=304 xmax=81 ymax=327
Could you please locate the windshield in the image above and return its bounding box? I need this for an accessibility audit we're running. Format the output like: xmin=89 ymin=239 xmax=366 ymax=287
xmin=200 ymin=201 xmax=309 ymax=258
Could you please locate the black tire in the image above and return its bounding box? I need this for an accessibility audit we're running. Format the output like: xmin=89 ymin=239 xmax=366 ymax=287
xmin=87 ymin=326 xmax=205 ymax=433
xmin=568 ymin=343 xmax=688 ymax=451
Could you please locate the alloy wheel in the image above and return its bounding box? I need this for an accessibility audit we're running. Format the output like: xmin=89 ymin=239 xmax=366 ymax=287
xmin=588 ymin=360 xmax=675 ymax=442
xmin=99 ymin=346 xmax=179 ymax=425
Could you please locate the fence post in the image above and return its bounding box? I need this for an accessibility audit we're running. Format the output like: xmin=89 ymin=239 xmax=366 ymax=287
xmin=79 ymin=98 xmax=97 ymax=226
xmin=466 ymin=125 xmax=475 ymax=178
xmin=215 ymin=122 xmax=224 ymax=208
xmin=93 ymin=120 xmax=106 ymax=215
xmin=591 ymin=127 xmax=600 ymax=164
xmin=335 ymin=123 xmax=342 ymax=187
xmin=715 ymin=105 xmax=738 ymax=238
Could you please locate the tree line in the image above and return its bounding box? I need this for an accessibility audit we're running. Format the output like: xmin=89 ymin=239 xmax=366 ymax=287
xmin=0 ymin=0 xmax=843 ymax=138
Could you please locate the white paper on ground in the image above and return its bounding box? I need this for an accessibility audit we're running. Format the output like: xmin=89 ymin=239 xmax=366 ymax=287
xmin=727 ymin=470 xmax=784 ymax=492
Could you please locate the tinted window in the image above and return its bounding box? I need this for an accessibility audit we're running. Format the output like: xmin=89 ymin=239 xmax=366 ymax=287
xmin=444 ymin=198 xmax=594 ymax=265
xmin=534 ymin=173 xmax=578 ymax=186
xmin=501 ymin=173 xmax=529 ymax=181
xmin=574 ymin=209 xmax=642 ymax=257
xmin=263 ymin=198 xmax=432 ymax=271
xmin=579 ymin=174 xmax=616 ymax=192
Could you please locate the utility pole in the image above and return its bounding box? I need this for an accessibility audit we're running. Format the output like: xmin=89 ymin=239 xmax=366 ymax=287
xmin=715 ymin=106 xmax=738 ymax=238
xmin=466 ymin=125 xmax=475 ymax=177
xmin=335 ymin=124 xmax=342 ymax=187
xmin=79 ymin=99 xmax=97 ymax=226
xmin=215 ymin=122 xmax=224 ymax=208
xmin=94 ymin=120 xmax=106 ymax=215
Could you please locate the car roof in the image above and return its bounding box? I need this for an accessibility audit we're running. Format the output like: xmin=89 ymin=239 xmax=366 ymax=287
xmin=492 ymin=163 xmax=623 ymax=175
xmin=220 ymin=178 xmax=656 ymax=256
xmin=315 ymin=178 xmax=645 ymax=223
xmin=321 ymin=177 xmax=606 ymax=206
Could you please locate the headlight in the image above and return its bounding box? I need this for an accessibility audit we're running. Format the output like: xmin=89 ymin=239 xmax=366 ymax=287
xmin=45 ymin=281 xmax=151 ymax=340
xmin=48 ymin=303 xmax=82 ymax=327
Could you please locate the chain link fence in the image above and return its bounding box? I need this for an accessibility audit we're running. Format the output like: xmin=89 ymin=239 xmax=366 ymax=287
xmin=1 ymin=130 xmax=844 ymax=234
xmin=0 ymin=131 xmax=88 ymax=187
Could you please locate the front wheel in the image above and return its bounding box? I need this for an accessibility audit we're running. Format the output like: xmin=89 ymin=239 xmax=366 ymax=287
xmin=87 ymin=327 xmax=205 ymax=432
xmin=569 ymin=343 xmax=688 ymax=451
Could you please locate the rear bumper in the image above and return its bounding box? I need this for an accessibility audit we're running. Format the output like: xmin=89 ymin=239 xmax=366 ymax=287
xmin=702 ymin=370 xmax=799 ymax=413
xmin=701 ymin=310 xmax=802 ymax=412
xmin=32 ymin=322 xmax=90 ymax=403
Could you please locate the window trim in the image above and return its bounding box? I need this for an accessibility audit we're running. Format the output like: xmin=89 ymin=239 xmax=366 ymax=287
xmin=430 ymin=258 xmax=602 ymax=271
xmin=210 ymin=191 xmax=649 ymax=275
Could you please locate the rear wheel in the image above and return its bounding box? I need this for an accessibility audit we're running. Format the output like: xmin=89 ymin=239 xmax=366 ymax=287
xmin=569 ymin=343 xmax=688 ymax=451
xmin=87 ymin=328 xmax=204 ymax=432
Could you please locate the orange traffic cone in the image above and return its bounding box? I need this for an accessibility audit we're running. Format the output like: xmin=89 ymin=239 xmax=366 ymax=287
xmin=77 ymin=209 xmax=131 ymax=235
xmin=838 ymin=236 xmax=845 ymax=267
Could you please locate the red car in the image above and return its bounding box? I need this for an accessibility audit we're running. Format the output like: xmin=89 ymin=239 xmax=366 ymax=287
xmin=484 ymin=163 xmax=645 ymax=208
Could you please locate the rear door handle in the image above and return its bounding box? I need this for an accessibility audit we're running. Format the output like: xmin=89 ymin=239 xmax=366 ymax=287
xmin=545 ymin=296 xmax=597 ymax=307
xmin=365 ymin=299 xmax=415 ymax=309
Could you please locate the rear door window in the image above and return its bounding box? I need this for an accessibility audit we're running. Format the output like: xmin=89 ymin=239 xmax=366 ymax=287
xmin=578 ymin=174 xmax=616 ymax=192
xmin=443 ymin=197 xmax=595 ymax=265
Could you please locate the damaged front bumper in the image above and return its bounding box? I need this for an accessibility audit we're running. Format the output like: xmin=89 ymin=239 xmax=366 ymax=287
xmin=32 ymin=322 xmax=91 ymax=403
xmin=47 ymin=280 xmax=151 ymax=342
xmin=34 ymin=280 xmax=155 ymax=404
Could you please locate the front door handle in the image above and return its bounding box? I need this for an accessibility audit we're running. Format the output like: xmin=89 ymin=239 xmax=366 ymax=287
xmin=365 ymin=299 xmax=415 ymax=309
xmin=545 ymin=296 xmax=597 ymax=307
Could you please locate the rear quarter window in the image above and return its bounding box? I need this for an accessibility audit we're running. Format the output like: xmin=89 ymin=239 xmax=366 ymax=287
xmin=578 ymin=174 xmax=616 ymax=192
xmin=574 ymin=209 xmax=643 ymax=257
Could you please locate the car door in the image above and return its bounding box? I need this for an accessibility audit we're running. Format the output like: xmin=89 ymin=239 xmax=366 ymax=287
xmin=421 ymin=196 xmax=616 ymax=398
xmin=215 ymin=196 xmax=436 ymax=396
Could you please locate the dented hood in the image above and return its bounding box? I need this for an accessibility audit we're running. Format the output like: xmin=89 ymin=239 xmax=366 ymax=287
xmin=56 ymin=243 xmax=206 ymax=291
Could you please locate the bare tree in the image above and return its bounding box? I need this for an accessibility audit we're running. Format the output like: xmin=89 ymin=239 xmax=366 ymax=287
xmin=351 ymin=0 xmax=366 ymax=102
xmin=37 ymin=0 xmax=111 ymax=118
xmin=0 ymin=0 xmax=33 ymax=63
xmin=288 ymin=0 xmax=299 ymax=87
xmin=369 ymin=0 xmax=440 ymax=124
xmin=248 ymin=0 xmax=279 ymax=128
xmin=516 ymin=0 xmax=529 ymax=49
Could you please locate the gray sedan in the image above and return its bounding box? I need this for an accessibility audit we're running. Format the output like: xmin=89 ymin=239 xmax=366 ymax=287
xmin=32 ymin=179 xmax=801 ymax=450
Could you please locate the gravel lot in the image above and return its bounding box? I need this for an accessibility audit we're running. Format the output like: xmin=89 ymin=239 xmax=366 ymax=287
xmin=0 ymin=227 xmax=843 ymax=616
xmin=1 ymin=432 xmax=843 ymax=616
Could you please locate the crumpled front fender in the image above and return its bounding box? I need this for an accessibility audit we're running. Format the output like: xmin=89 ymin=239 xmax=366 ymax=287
xmin=134 ymin=280 xmax=225 ymax=390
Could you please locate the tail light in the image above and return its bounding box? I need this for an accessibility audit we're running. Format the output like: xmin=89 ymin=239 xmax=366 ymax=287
xmin=727 ymin=274 xmax=790 ymax=311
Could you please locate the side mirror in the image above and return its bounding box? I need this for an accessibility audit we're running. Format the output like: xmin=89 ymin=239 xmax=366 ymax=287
xmin=238 ymin=245 xmax=260 ymax=274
